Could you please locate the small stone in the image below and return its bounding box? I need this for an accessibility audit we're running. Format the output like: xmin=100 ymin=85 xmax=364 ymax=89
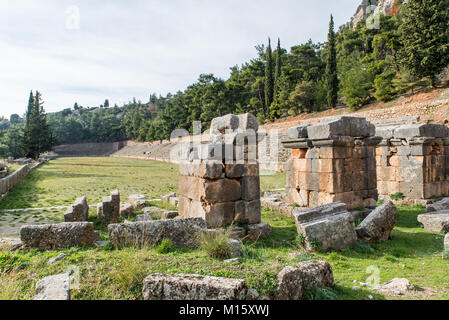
xmin=47 ymin=253 xmax=69 ymax=265
xmin=352 ymin=286 xmax=361 ymax=291
xmin=224 ymin=258 xmax=242 ymax=264
xmin=246 ymin=288 xmax=259 ymax=300
xmin=95 ymin=241 xmax=110 ymax=248
xmin=374 ymin=278 xmax=416 ymax=295
xmin=136 ymin=214 xmax=153 ymax=222
xmin=228 ymin=239 xmax=241 ymax=257
xmin=162 ymin=211 xmax=179 ymax=220
xmin=368 ymin=295 xmax=374 ymax=300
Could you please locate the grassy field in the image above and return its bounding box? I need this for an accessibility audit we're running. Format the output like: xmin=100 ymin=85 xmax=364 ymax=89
xmin=0 ymin=157 xmax=448 ymax=300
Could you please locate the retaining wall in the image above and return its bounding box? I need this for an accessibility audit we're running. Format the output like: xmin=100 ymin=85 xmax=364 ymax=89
xmin=0 ymin=162 xmax=42 ymax=198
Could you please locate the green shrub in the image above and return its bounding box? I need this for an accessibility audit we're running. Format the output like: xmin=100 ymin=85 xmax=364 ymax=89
xmin=199 ymin=229 xmax=232 ymax=259
xmin=156 ymin=239 xmax=176 ymax=254
xmin=390 ymin=192 xmax=405 ymax=200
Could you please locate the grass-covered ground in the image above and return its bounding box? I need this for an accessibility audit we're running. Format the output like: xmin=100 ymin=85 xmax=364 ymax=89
xmin=0 ymin=157 xmax=448 ymax=300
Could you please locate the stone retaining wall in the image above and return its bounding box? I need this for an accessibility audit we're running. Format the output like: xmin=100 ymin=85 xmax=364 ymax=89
xmin=0 ymin=162 xmax=41 ymax=198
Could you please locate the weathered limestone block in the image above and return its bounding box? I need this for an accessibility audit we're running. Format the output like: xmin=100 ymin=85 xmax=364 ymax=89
xmin=162 ymin=211 xmax=179 ymax=220
xmin=20 ymin=222 xmax=100 ymax=250
xmin=142 ymin=273 xmax=247 ymax=300
xmin=394 ymin=124 xmax=449 ymax=139
xmin=204 ymin=179 xmax=241 ymax=203
xmin=136 ymin=214 xmax=153 ymax=222
xmin=0 ymin=238 xmax=23 ymax=251
xmin=246 ymin=222 xmax=271 ymax=240
xmin=293 ymin=202 xmax=357 ymax=251
xmin=228 ymin=239 xmax=241 ymax=257
xmin=142 ymin=207 xmax=164 ymax=218
xmin=64 ymin=196 xmax=89 ymax=222
xmin=356 ymin=201 xmax=398 ymax=243
xmin=35 ymin=273 xmax=70 ymax=300
xmin=120 ymin=202 xmax=135 ymax=218
xmin=427 ymin=198 xmax=449 ymax=212
xmin=288 ymin=125 xmax=310 ymax=139
xmin=235 ymin=200 xmax=262 ymax=224
xmin=169 ymin=197 xmax=179 ymax=207
xmin=129 ymin=194 xmax=147 ymax=208
xmin=161 ymin=192 xmax=176 ymax=203
xmin=108 ymin=218 xmax=206 ymax=247
xmin=417 ymin=212 xmax=449 ymax=233
xmin=276 ymin=261 xmax=334 ymax=300
xmin=307 ymin=117 xmax=375 ymax=140
xmin=98 ymin=197 xmax=119 ymax=227
xmin=374 ymin=278 xmax=416 ymax=296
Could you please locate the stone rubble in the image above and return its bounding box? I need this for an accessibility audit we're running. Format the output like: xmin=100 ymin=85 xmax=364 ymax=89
xmin=142 ymin=273 xmax=248 ymax=300
xmin=417 ymin=211 xmax=449 ymax=233
xmin=20 ymin=222 xmax=100 ymax=250
xmin=374 ymin=278 xmax=416 ymax=296
xmin=356 ymin=201 xmax=398 ymax=243
xmin=136 ymin=214 xmax=153 ymax=222
xmin=276 ymin=261 xmax=334 ymax=300
xmin=64 ymin=196 xmax=89 ymax=222
xmin=108 ymin=218 xmax=206 ymax=248
xmin=34 ymin=273 xmax=70 ymax=300
xmin=293 ymin=202 xmax=357 ymax=251
xmin=0 ymin=238 xmax=23 ymax=251
xmin=129 ymin=194 xmax=148 ymax=208
xmin=97 ymin=190 xmax=120 ymax=227
xmin=120 ymin=202 xmax=135 ymax=218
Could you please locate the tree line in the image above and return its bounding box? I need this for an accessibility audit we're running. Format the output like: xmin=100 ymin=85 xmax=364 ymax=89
xmin=0 ymin=0 xmax=448 ymax=159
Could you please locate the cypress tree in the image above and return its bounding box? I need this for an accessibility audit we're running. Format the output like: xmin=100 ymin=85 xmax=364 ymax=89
xmin=21 ymin=91 xmax=56 ymax=160
xmin=274 ymin=38 xmax=282 ymax=97
xmin=265 ymin=38 xmax=274 ymax=109
xmin=326 ymin=14 xmax=339 ymax=108
xmin=398 ymin=0 xmax=449 ymax=87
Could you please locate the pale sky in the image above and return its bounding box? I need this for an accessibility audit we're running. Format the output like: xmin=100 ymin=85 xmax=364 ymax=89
xmin=0 ymin=0 xmax=361 ymax=118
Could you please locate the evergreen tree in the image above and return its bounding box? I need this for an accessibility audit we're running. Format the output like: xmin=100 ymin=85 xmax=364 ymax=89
xmin=274 ymin=38 xmax=282 ymax=97
xmin=398 ymin=0 xmax=449 ymax=87
xmin=326 ymin=14 xmax=339 ymax=108
xmin=264 ymin=38 xmax=274 ymax=109
xmin=21 ymin=91 xmax=56 ymax=160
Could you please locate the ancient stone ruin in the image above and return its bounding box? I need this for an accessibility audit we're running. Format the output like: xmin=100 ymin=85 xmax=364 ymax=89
xmin=293 ymin=202 xmax=357 ymax=251
xmin=178 ymin=113 xmax=265 ymax=229
xmin=20 ymin=222 xmax=99 ymax=250
xmin=375 ymin=124 xmax=449 ymax=202
xmin=64 ymin=196 xmax=89 ymax=222
xmin=283 ymin=117 xmax=381 ymax=210
xmin=97 ymin=189 xmax=120 ymax=227
xmin=356 ymin=201 xmax=397 ymax=243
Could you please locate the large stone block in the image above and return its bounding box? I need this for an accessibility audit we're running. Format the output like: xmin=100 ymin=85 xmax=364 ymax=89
xmin=276 ymin=261 xmax=334 ymax=300
xmin=20 ymin=222 xmax=100 ymax=250
xmin=203 ymin=202 xmax=236 ymax=228
xmin=235 ymin=200 xmax=261 ymax=225
xmin=394 ymin=124 xmax=449 ymax=139
xmin=108 ymin=218 xmax=206 ymax=247
xmin=288 ymin=125 xmax=310 ymax=139
xmin=293 ymin=202 xmax=357 ymax=251
xmin=427 ymin=198 xmax=449 ymax=212
xmin=142 ymin=273 xmax=247 ymax=300
xmin=241 ymin=176 xmax=260 ymax=201
xmin=64 ymin=196 xmax=89 ymax=222
xmin=418 ymin=212 xmax=449 ymax=233
xmin=204 ymin=179 xmax=241 ymax=203
xmin=356 ymin=201 xmax=397 ymax=243
xmin=129 ymin=194 xmax=147 ymax=208
xmin=307 ymin=117 xmax=375 ymax=140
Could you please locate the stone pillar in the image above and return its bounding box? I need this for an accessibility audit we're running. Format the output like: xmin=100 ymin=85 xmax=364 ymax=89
xmin=375 ymin=124 xmax=449 ymax=202
xmin=97 ymin=190 xmax=120 ymax=226
xmin=178 ymin=113 xmax=262 ymax=228
xmin=282 ymin=117 xmax=381 ymax=210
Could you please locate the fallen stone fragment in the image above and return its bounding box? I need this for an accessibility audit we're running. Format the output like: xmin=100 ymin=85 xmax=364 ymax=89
xmin=293 ymin=202 xmax=357 ymax=251
xmin=246 ymin=223 xmax=271 ymax=240
xmin=356 ymin=201 xmax=398 ymax=243
xmin=224 ymin=258 xmax=242 ymax=264
xmin=129 ymin=194 xmax=147 ymax=208
xmin=47 ymin=253 xmax=69 ymax=265
xmin=276 ymin=260 xmax=333 ymax=300
xmin=95 ymin=241 xmax=110 ymax=248
xmin=20 ymin=222 xmax=100 ymax=250
xmin=0 ymin=238 xmax=23 ymax=251
xmin=228 ymin=239 xmax=241 ymax=257
xmin=161 ymin=192 xmax=177 ymax=203
xmin=427 ymin=198 xmax=449 ymax=212
xmin=34 ymin=273 xmax=70 ymax=300
xmin=142 ymin=273 xmax=247 ymax=300
xmin=417 ymin=212 xmax=449 ymax=233
xmin=136 ymin=214 xmax=153 ymax=222
xmin=142 ymin=207 xmax=164 ymax=218
xmin=120 ymin=202 xmax=135 ymax=218
xmin=374 ymin=278 xmax=416 ymax=296
xmin=162 ymin=211 xmax=179 ymax=220
xmin=108 ymin=218 xmax=206 ymax=248
xmin=64 ymin=196 xmax=89 ymax=222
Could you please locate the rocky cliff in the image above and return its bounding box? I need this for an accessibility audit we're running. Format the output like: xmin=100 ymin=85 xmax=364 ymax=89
xmin=349 ymin=0 xmax=402 ymax=29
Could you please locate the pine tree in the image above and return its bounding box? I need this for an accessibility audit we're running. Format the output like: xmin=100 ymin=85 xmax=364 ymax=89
xmin=398 ymin=0 xmax=449 ymax=87
xmin=274 ymin=38 xmax=282 ymax=97
xmin=326 ymin=14 xmax=339 ymax=108
xmin=21 ymin=91 xmax=56 ymax=160
xmin=264 ymin=38 xmax=274 ymax=109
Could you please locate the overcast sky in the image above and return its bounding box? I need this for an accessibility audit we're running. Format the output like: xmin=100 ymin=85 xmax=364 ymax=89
xmin=0 ymin=0 xmax=361 ymax=118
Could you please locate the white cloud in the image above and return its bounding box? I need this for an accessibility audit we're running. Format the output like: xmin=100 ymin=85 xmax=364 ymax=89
xmin=0 ymin=0 xmax=360 ymax=118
